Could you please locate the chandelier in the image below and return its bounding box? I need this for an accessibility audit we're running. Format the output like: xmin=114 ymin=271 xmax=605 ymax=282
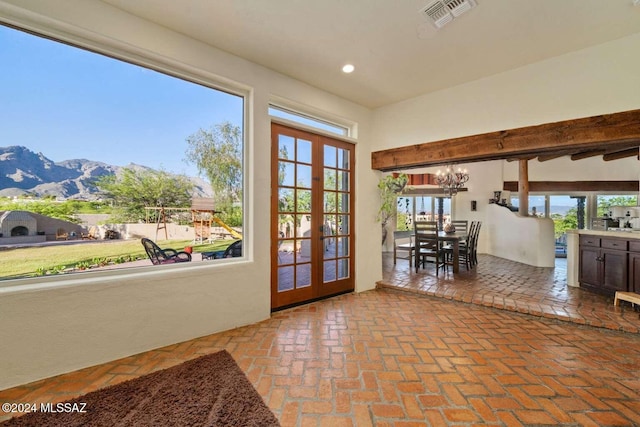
xmin=434 ymin=165 xmax=469 ymax=197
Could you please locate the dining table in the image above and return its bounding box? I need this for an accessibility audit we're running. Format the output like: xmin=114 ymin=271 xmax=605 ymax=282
xmin=438 ymin=230 xmax=468 ymax=274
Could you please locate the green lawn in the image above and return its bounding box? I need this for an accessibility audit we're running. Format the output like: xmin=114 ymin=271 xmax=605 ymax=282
xmin=0 ymin=239 xmax=234 ymax=279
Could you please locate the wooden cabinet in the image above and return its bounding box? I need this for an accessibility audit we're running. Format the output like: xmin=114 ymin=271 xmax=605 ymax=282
xmin=578 ymin=235 xmax=629 ymax=295
xmin=578 ymin=245 xmax=600 ymax=290
xmin=629 ymin=252 xmax=640 ymax=294
xmin=601 ymin=249 xmax=627 ymax=292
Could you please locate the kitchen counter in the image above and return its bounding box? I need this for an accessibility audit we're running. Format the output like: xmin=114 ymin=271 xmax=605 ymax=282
xmin=567 ymin=229 xmax=640 ymax=291
xmin=566 ymin=229 xmax=640 ymax=239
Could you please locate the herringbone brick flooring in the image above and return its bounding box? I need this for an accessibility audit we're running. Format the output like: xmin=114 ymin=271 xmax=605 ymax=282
xmin=2 ymin=255 xmax=640 ymax=426
xmin=381 ymin=254 xmax=640 ymax=334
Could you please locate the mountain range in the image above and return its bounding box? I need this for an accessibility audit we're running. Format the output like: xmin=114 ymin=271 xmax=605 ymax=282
xmin=0 ymin=146 xmax=212 ymax=199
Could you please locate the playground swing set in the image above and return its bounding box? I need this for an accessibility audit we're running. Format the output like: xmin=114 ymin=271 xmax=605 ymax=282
xmin=146 ymin=198 xmax=242 ymax=243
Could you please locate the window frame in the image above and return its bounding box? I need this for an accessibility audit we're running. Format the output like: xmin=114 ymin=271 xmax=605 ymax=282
xmin=0 ymin=20 xmax=251 ymax=288
xmin=268 ymin=105 xmax=350 ymax=137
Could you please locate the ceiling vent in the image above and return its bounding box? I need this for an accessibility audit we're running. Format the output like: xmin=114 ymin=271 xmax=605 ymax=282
xmin=420 ymin=0 xmax=477 ymax=29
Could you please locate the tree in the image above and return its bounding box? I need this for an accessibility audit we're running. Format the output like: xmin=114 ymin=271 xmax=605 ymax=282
xmin=551 ymin=208 xmax=578 ymax=239
xmin=185 ymin=122 xmax=242 ymax=211
xmin=0 ymin=198 xmax=79 ymax=223
xmin=96 ymin=167 xmax=194 ymax=222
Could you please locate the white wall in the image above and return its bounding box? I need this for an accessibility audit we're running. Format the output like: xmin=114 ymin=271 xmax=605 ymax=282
xmin=372 ymin=32 xmax=640 ymax=258
xmin=485 ymin=204 xmax=555 ymax=267
xmin=0 ymin=0 xmax=378 ymax=389
xmin=503 ymin=156 xmax=640 ymax=182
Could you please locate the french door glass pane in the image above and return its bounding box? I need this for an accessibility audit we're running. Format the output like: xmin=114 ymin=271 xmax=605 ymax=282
xmin=324 ymin=168 xmax=337 ymax=190
xmin=324 ymin=192 xmax=337 ymax=212
xmin=277 ymin=239 xmax=295 ymax=266
xmin=337 ymin=259 xmax=349 ymax=279
xmin=324 ymin=260 xmax=336 ymax=282
xmin=279 ymin=161 xmax=295 ymax=186
xmin=324 ymin=215 xmax=336 ymax=235
xmin=296 ymin=214 xmax=311 ymax=237
xmin=297 ymin=164 xmax=312 ymax=188
xmin=324 ymin=145 xmax=337 ymax=167
xmin=338 ymin=194 xmax=349 ymax=213
xmin=337 ymin=148 xmax=349 ymax=169
xmin=340 ymin=215 xmax=350 ymax=234
xmin=297 ymin=139 xmax=312 ymax=163
xmin=278 ymin=266 xmax=294 ymax=291
xmin=337 ymin=237 xmax=349 ymax=257
xmin=279 ymin=188 xmax=294 ymax=212
xmin=278 ymin=136 xmax=295 ymax=160
xmin=324 ymin=237 xmax=336 ymax=259
xmin=337 ymin=171 xmax=349 ymax=191
xmin=296 ymin=264 xmax=311 ymax=288
xmin=297 ymin=190 xmax=312 ymax=212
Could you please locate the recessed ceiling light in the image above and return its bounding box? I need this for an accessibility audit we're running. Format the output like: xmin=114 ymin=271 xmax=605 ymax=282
xmin=342 ymin=64 xmax=355 ymax=73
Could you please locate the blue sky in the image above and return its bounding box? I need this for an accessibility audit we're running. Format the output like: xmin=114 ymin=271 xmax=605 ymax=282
xmin=0 ymin=25 xmax=243 ymax=178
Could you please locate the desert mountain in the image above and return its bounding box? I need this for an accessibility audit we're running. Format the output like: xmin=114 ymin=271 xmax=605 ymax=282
xmin=0 ymin=146 xmax=212 ymax=199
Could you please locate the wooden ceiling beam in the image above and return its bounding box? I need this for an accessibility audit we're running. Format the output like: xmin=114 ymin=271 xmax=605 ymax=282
xmin=603 ymin=147 xmax=639 ymax=161
xmin=570 ymin=149 xmax=606 ymax=161
xmin=371 ymin=109 xmax=640 ymax=171
xmin=503 ymin=181 xmax=639 ymax=192
xmin=537 ymin=153 xmax=569 ymax=162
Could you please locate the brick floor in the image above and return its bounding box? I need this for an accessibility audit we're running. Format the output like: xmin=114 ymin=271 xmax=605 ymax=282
xmin=1 ymin=254 xmax=640 ymax=426
xmin=381 ymin=253 xmax=640 ymax=334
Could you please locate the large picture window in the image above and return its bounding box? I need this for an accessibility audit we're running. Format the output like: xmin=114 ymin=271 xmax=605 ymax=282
xmin=0 ymin=25 xmax=245 ymax=281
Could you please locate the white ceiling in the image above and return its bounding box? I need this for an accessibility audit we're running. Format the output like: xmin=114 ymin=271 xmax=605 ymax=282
xmin=100 ymin=0 xmax=640 ymax=109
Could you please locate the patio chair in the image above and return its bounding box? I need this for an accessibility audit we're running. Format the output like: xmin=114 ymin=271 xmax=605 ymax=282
xmin=141 ymin=238 xmax=192 ymax=265
xmin=201 ymin=239 xmax=243 ymax=260
xmin=56 ymin=228 xmax=68 ymax=240
xmin=221 ymin=239 xmax=242 ymax=258
xmin=82 ymin=226 xmax=98 ymax=240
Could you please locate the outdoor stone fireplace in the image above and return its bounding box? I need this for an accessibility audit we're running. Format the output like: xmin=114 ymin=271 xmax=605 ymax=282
xmin=11 ymin=226 xmax=29 ymax=236
xmin=0 ymin=210 xmax=46 ymax=245
xmin=1 ymin=210 xmax=37 ymax=237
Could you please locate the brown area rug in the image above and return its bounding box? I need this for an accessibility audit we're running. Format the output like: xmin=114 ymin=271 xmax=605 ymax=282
xmin=1 ymin=350 xmax=280 ymax=427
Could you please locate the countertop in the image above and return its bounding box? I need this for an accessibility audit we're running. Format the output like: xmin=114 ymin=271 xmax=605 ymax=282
xmin=567 ymin=229 xmax=640 ymax=239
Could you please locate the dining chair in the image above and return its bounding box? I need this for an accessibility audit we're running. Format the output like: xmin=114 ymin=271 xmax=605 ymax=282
xmin=414 ymin=221 xmax=445 ymax=275
xmin=450 ymin=219 xmax=469 ymax=247
xmin=393 ymin=230 xmax=414 ymax=266
xmin=450 ymin=220 xmax=469 ymax=234
xmin=443 ymin=221 xmax=478 ymax=270
xmin=470 ymin=221 xmax=482 ymax=266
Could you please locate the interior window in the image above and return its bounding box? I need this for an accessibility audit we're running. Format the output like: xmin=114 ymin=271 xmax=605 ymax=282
xmin=0 ymin=25 xmax=245 ymax=281
xmin=597 ymin=194 xmax=638 ymax=228
xmin=396 ymin=195 xmax=455 ymax=229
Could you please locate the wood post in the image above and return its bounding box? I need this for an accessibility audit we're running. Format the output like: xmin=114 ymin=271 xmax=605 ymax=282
xmin=518 ymin=159 xmax=529 ymax=216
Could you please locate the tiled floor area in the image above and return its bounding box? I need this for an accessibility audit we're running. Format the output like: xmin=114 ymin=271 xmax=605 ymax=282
xmin=380 ymin=253 xmax=640 ymax=334
xmin=2 ymin=254 xmax=640 ymax=426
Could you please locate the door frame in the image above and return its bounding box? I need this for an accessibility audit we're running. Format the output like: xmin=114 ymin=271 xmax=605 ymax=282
xmin=270 ymin=122 xmax=355 ymax=310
